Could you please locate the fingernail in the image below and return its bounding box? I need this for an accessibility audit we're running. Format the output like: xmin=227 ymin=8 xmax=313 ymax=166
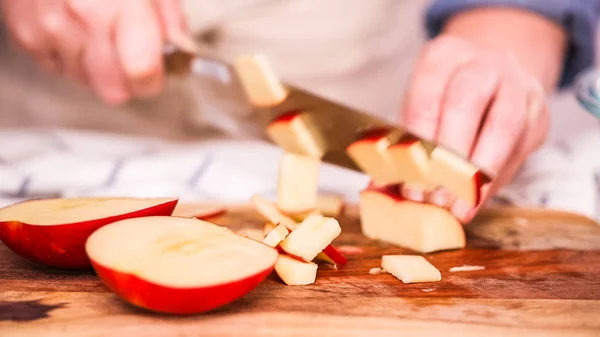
xmin=451 ymin=199 xmax=475 ymax=223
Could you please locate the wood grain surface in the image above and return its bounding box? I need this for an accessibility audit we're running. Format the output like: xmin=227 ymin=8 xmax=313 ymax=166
xmin=1 ymin=204 xmax=600 ymax=337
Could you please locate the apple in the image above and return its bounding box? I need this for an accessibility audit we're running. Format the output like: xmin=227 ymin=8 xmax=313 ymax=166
xmin=86 ymin=216 xmax=278 ymax=314
xmin=387 ymin=136 xmax=432 ymax=182
xmin=237 ymin=228 xmax=265 ymax=242
xmin=359 ymin=188 xmax=465 ymax=253
xmin=316 ymin=193 xmax=345 ymax=217
xmin=346 ymin=128 xmax=399 ymax=184
xmin=426 ymin=147 xmax=486 ymax=208
xmin=381 ymin=255 xmax=442 ymax=283
xmin=233 ymin=54 xmax=287 ymax=107
xmin=266 ymin=111 xmax=325 ymax=158
xmin=279 ymin=215 xmax=341 ymax=262
xmin=263 ymin=222 xmax=277 ymax=237
xmin=274 ymin=254 xmax=318 ymax=286
xmin=172 ymin=204 xmax=226 ymax=220
xmin=0 ymin=197 xmax=178 ymax=269
xmin=263 ymin=223 xmax=290 ymax=247
xmin=277 ymin=152 xmax=320 ymax=214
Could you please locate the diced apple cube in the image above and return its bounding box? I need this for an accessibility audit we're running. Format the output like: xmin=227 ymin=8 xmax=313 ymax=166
xmin=276 ymin=152 xmax=320 ymax=214
xmin=381 ymin=255 xmax=441 ymax=283
xmin=263 ymin=224 xmax=289 ymax=247
xmin=233 ymin=54 xmax=287 ymax=107
xmin=275 ymin=254 xmax=318 ymax=285
xmin=266 ymin=111 xmax=325 ymax=158
xmin=279 ymin=215 xmax=341 ymax=262
xmin=316 ymin=194 xmax=345 ymax=217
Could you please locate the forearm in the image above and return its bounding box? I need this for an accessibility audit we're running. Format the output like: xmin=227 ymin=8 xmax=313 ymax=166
xmin=441 ymin=7 xmax=567 ymax=93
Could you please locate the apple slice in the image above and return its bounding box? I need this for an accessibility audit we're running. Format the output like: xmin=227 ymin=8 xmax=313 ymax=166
xmin=346 ymin=128 xmax=399 ymax=184
xmin=426 ymin=147 xmax=486 ymax=208
xmin=86 ymin=216 xmax=278 ymax=314
xmin=316 ymin=193 xmax=345 ymax=217
xmin=0 ymin=197 xmax=178 ymax=269
xmin=263 ymin=223 xmax=290 ymax=247
xmin=277 ymin=152 xmax=320 ymax=214
xmin=359 ymin=189 xmax=465 ymax=253
xmin=274 ymin=254 xmax=318 ymax=285
xmin=381 ymin=255 xmax=441 ymax=283
xmin=233 ymin=54 xmax=287 ymax=107
xmin=286 ymin=208 xmax=321 ymax=222
xmin=263 ymin=222 xmax=277 ymax=237
xmin=251 ymin=195 xmax=298 ymax=230
xmin=279 ymin=215 xmax=341 ymax=262
xmin=266 ymin=111 xmax=325 ymax=158
xmin=314 ymin=245 xmax=348 ymax=268
xmin=388 ymin=136 xmax=435 ymax=189
xmin=172 ymin=204 xmax=226 ymax=220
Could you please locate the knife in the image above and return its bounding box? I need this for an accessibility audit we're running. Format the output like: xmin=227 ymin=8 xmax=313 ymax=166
xmin=163 ymin=43 xmax=493 ymax=184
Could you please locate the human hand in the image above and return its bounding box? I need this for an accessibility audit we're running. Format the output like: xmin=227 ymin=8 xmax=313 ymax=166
xmin=0 ymin=0 xmax=189 ymax=105
xmin=401 ymin=35 xmax=549 ymax=222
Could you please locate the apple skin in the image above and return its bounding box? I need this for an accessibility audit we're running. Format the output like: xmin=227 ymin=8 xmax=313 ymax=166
xmin=90 ymin=259 xmax=274 ymax=315
xmin=0 ymin=199 xmax=178 ymax=270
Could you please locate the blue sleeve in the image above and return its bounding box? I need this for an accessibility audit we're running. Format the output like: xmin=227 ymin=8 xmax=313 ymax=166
xmin=425 ymin=0 xmax=600 ymax=89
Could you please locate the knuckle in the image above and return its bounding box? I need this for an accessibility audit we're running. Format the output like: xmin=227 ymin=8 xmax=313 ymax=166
xmin=40 ymin=13 xmax=64 ymax=37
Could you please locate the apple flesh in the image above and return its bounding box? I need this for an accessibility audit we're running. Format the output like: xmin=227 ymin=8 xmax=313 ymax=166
xmin=359 ymin=188 xmax=465 ymax=253
xmin=0 ymin=197 xmax=178 ymax=269
xmin=346 ymin=129 xmax=399 ymax=184
xmin=86 ymin=216 xmax=278 ymax=314
xmin=381 ymin=255 xmax=441 ymax=283
xmin=277 ymin=152 xmax=320 ymax=214
xmin=316 ymin=193 xmax=345 ymax=217
xmin=266 ymin=111 xmax=325 ymax=158
xmin=314 ymin=245 xmax=348 ymax=268
xmin=237 ymin=228 xmax=265 ymax=242
xmin=388 ymin=136 xmax=436 ymax=189
xmin=274 ymin=254 xmax=318 ymax=285
xmin=426 ymin=147 xmax=484 ymax=208
xmin=263 ymin=223 xmax=290 ymax=247
xmin=172 ymin=204 xmax=226 ymax=220
xmin=233 ymin=54 xmax=287 ymax=107
xmin=279 ymin=215 xmax=341 ymax=262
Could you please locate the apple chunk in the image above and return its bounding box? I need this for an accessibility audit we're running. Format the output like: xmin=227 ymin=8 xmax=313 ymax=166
xmin=263 ymin=224 xmax=290 ymax=247
xmin=346 ymin=129 xmax=398 ymax=184
xmin=172 ymin=204 xmax=226 ymax=220
xmin=233 ymin=54 xmax=287 ymax=107
xmin=387 ymin=137 xmax=434 ymax=188
xmin=86 ymin=216 xmax=278 ymax=315
xmin=426 ymin=147 xmax=485 ymax=208
xmin=266 ymin=111 xmax=325 ymax=158
xmin=274 ymin=254 xmax=318 ymax=285
xmin=381 ymin=255 xmax=441 ymax=283
xmin=0 ymin=197 xmax=178 ymax=269
xmin=277 ymin=152 xmax=320 ymax=214
xmin=359 ymin=189 xmax=465 ymax=253
xmin=279 ymin=215 xmax=341 ymax=262
xmin=316 ymin=193 xmax=345 ymax=217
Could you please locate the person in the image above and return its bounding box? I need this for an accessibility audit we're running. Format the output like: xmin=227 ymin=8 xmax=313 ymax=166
xmin=0 ymin=0 xmax=599 ymax=221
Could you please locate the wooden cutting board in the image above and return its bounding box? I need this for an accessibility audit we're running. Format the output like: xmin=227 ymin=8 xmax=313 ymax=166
xmin=1 ymin=204 xmax=600 ymax=337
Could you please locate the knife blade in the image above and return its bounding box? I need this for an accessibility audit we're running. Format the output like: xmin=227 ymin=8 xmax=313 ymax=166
xmin=163 ymin=43 xmax=493 ymax=184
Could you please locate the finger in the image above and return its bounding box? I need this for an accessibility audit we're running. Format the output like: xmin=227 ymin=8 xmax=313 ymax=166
xmin=2 ymin=0 xmax=57 ymax=72
xmin=116 ymin=0 xmax=164 ymax=98
xmin=154 ymin=0 xmax=189 ymax=41
xmin=69 ymin=0 xmax=130 ymax=104
xmin=436 ymin=59 xmax=500 ymax=157
xmin=35 ymin=0 xmax=86 ymax=79
xmin=401 ymin=36 xmax=476 ymax=140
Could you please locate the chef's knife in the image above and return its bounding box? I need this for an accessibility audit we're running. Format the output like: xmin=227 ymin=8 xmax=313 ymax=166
xmin=163 ymin=43 xmax=493 ymax=183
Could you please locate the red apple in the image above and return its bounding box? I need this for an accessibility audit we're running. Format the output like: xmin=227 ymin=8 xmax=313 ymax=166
xmin=316 ymin=193 xmax=345 ymax=217
xmin=426 ymin=147 xmax=485 ymax=208
xmin=277 ymin=152 xmax=320 ymax=214
xmin=172 ymin=204 xmax=226 ymax=220
xmin=279 ymin=215 xmax=341 ymax=262
xmin=359 ymin=188 xmax=465 ymax=253
xmin=266 ymin=111 xmax=325 ymax=158
xmin=0 ymin=197 xmax=178 ymax=269
xmin=274 ymin=254 xmax=318 ymax=285
xmin=233 ymin=54 xmax=287 ymax=107
xmin=86 ymin=216 xmax=278 ymax=314
xmin=346 ymin=128 xmax=399 ymax=184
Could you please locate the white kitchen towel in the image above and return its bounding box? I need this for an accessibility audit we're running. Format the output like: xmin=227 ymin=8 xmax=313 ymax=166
xmin=0 ymin=126 xmax=598 ymax=222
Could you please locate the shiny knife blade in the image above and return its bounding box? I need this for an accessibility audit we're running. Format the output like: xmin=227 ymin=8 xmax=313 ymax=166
xmin=163 ymin=43 xmax=493 ymax=183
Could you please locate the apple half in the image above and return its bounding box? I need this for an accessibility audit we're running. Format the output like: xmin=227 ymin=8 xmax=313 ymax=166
xmin=86 ymin=216 xmax=278 ymax=315
xmin=359 ymin=188 xmax=465 ymax=253
xmin=426 ymin=147 xmax=486 ymax=208
xmin=266 ymin=111 xmax=325 ymax=158
xmin=276 ymin=152 xmax=320 ymax=214
xmin=233 ymin=54 xmax=287 ymax=107
xmin=0 ymin=197 xmax=178 ymax=269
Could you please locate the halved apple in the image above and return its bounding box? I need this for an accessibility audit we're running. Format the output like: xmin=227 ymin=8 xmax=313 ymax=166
xmin=359 ymin=189 xmax=465 ymax=253
xmin=426 ymin=147 xmax=486 ymax=208
xmin=279 ymin=215 xmax=341 ymax=262
xmin=274 ymin=254 xmax=318 ymax=286
xmin=86 ymin=216 xmax=278 ymax=314
xmin=266 ymin=111 xmax=325 ymax=158
xmin=346 ymin=128 xmax=399 ymax=184
xmin=172 ymin=204 xmax=226 ymax=220
xmin=316 ymin=193 xmax=345 ymax=217
xmin=263 ymin=223 xmax=290 ymax=247
xmin=0 ymin=197 xmax=178 ymax=269
xmin=277 ymin=152 xmax=320 ymax=214
xmin=233 ymin=54 xmax=287 ymax=107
